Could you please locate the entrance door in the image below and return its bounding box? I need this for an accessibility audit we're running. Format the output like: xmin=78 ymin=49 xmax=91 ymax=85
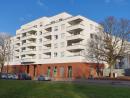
xmin=53 ymin=66 xmax=57 ymax=77
xmin=33 ymin=65 xmax=36 ymax=77
xmin=47 ymin=67 xmax=51 ymax=77
xmin=68 ymin=66 xmax=72 ymax=78
xmin=27 ymin=65 xmax=29 ymax=74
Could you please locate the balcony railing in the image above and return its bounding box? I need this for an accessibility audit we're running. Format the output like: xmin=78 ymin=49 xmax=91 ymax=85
xmin=67 ymin=44 xmax=85 ymax=51
xmin=43 ymin=56 xmax=51 ymax=59
xmin=67 ymin=24 xmax=84 ymax=32
xmin=67 ymin=52 xmax=85 ymax=57
xmin=21 ymin=26 xmax=37 ymax=33
xmin=43 ymin=40 xmax=51 ymax=45
xmin=67 ymin=34 xmax=84 ymax=40
xmin=21 ymin=57 xmax=36 ymax=62
xmin=22 ymin=50 xmax=36 ymax=54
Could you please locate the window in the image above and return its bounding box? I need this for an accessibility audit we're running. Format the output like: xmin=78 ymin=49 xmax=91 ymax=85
xmin=61 ymin=24 xmax=65 ymax=30
xmin=60 ymin=67 xmax=64 ymax=78
xmin=22 ymin=47 xmax=26 ymax=52
xmin=54 ymin=35 xmax=58 ymax=40
xmin=39 ymin=46 xmax=42 ymax=50
xmin=90 ymin=34 xmax=94 ymax=39
xmin=61 ymin=42 xmax=65 ymax=48
xmin=54 ymin=26 xmax=58 ymax=31
xmin=61 ymin=52 xmax=65 ymax=57
xmin=54 ymin=52 xmax=58 ymax=57
xmin=39 ymin=31 xmax=42 ymax=35
xmin=39 ymin=38 xmax=42 ymax=43
xmin=54 ymin=43 xmax=58 ymax=48
xmin=34 ymin=25 xmax=37 ymax=28
xmin=61 ymin=33 xmax=65 ymax=38
xmin=39 ymin=54 xmax=42 ymax=59
xmin=95 ymin=35 xmax=98 ymax=40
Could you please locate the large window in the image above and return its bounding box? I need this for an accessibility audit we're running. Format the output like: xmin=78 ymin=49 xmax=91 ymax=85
xmin=61 ymin=24 xmax=65 ymax=30
xmin=60 ymin=66 xmax=64 ymax=78
xmin=54 ymin=43 xmax=58 ymax=48
xmin=68 ymin=66 xmax=72 ymax=78
xmin=54 ymin=52 xmax=58 ymax=57
xmin=39 ymin=38 xmax=42 ymax=43
xmin=47 ymin=67 xmax=51 ymax=77
xmin=54 ymin=35 xmax=58 ymax=40
xmin=39 ymin=31 xmax=42 ymax=35
xmin=53 ymin=67 xmax=57 ymax=77
xmin=61 ymin=33 xmax=65 ymax=38
xmin=61 ymin=52 xmax=65 ymax=57
xmin=60 ymin=42 xmax=65 ymax=48
xmin=54 ymin=26 xmax=58 ymax=31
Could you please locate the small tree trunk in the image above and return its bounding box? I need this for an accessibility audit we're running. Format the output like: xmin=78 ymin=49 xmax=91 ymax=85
xmin=109 ymin=65 xmax=113 ymax=78
xmin=0 ymin=65 xmax=3 ymax=79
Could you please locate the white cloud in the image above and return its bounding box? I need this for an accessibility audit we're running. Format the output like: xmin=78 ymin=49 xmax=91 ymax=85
xmin=37 ymin=0 xmax=44 ymax=6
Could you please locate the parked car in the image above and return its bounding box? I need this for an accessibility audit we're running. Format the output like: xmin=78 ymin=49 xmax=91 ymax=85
xmin=7 ymin=74 xmax=14 ymax=79
xmin=11 ymin=74 xmax=18 ymax=80
xmin=1 ymin=73 xmax=18 ymax=80
xmin=18 ymin=73 xmax=31 ymax=80
xmin=1 ymin=73 xmax=8 ymax=79
xmin=37 ymin=75 xmax=51 ymax=81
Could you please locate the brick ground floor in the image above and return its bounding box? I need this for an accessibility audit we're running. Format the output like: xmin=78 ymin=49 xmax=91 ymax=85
xmin=3 ymin=62 xmax=104 ymax=80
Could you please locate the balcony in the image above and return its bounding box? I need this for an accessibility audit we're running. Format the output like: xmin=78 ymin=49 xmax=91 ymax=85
xmin=68 ymin=18 xmax=83 ymax=25
xmin=43 ymin=55 xmax=51 ymax=59
xmin=21 ymin=50 xmax=36 ymax=55
xmin=22 ymin=27 xmax=37 ymax=33
xmin=67 ymin=24 xmax=84 ymax=33
xmin=44 ymin=27 xmax=52 ymax=32
xmin=15 ymin=38 xmax=20 ymax=42
xmin=14 ymin=45 xmax=20 ymax=49
xmin=43 ymin=31 xmax=51 ymax=37
xmin=14 ymin=52 xmax=20 ymax=56
xmin=43 ymin=47 xmax=51 ymax=53
xmin=26 ymin=42 xmax=36 ymax=47
xmin=67 ymin=52 xmax=85 ymax=57
xmin=21 ymin=57 xmax=36 ymax=63
xmin=67 ymin=44 xmax=85 ymax=51
xmin=43 ymin=40 xmax=51 ymax=46
xmin=67 ymin=34 xmax=84 ymax=41
xmin=27 ymin=34 xmax=37 ymax=39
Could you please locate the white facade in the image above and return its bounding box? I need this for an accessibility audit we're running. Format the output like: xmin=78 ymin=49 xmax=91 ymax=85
xmin=8 ymin=12 xmax=130 ymax=68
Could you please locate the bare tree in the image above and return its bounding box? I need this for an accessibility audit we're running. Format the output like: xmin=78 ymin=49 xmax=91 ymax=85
xmin=0 ymin=32 xmax=11 ymax=73
xmin=88 ymin=17 xmax=130 ymax=77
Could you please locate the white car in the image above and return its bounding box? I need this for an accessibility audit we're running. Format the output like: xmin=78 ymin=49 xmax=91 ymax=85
xmin=1 ymin=73 xmax=8 ymax=79
xmin=38 ymin=75 xmax=51 ymax=81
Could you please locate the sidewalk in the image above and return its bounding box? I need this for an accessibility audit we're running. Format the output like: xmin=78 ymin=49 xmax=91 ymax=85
xmin=71 ymin=79 xmax=130 ymax=87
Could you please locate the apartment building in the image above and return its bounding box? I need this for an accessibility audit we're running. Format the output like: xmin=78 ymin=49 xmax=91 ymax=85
xmin=4 ymin=12 xmax=130 ymax=80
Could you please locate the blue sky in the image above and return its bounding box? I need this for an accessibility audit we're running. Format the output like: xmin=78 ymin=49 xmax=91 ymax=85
xmin=0 ymin=0 xmax=130 ymax=35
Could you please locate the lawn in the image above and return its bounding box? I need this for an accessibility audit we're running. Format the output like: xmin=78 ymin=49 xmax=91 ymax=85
xmin=0 ymin=80 xmax=130 ymax=98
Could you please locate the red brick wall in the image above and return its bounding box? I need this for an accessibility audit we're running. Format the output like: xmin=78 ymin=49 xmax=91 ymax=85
xmin=3 ymin=62 xmax=104 ymax=80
